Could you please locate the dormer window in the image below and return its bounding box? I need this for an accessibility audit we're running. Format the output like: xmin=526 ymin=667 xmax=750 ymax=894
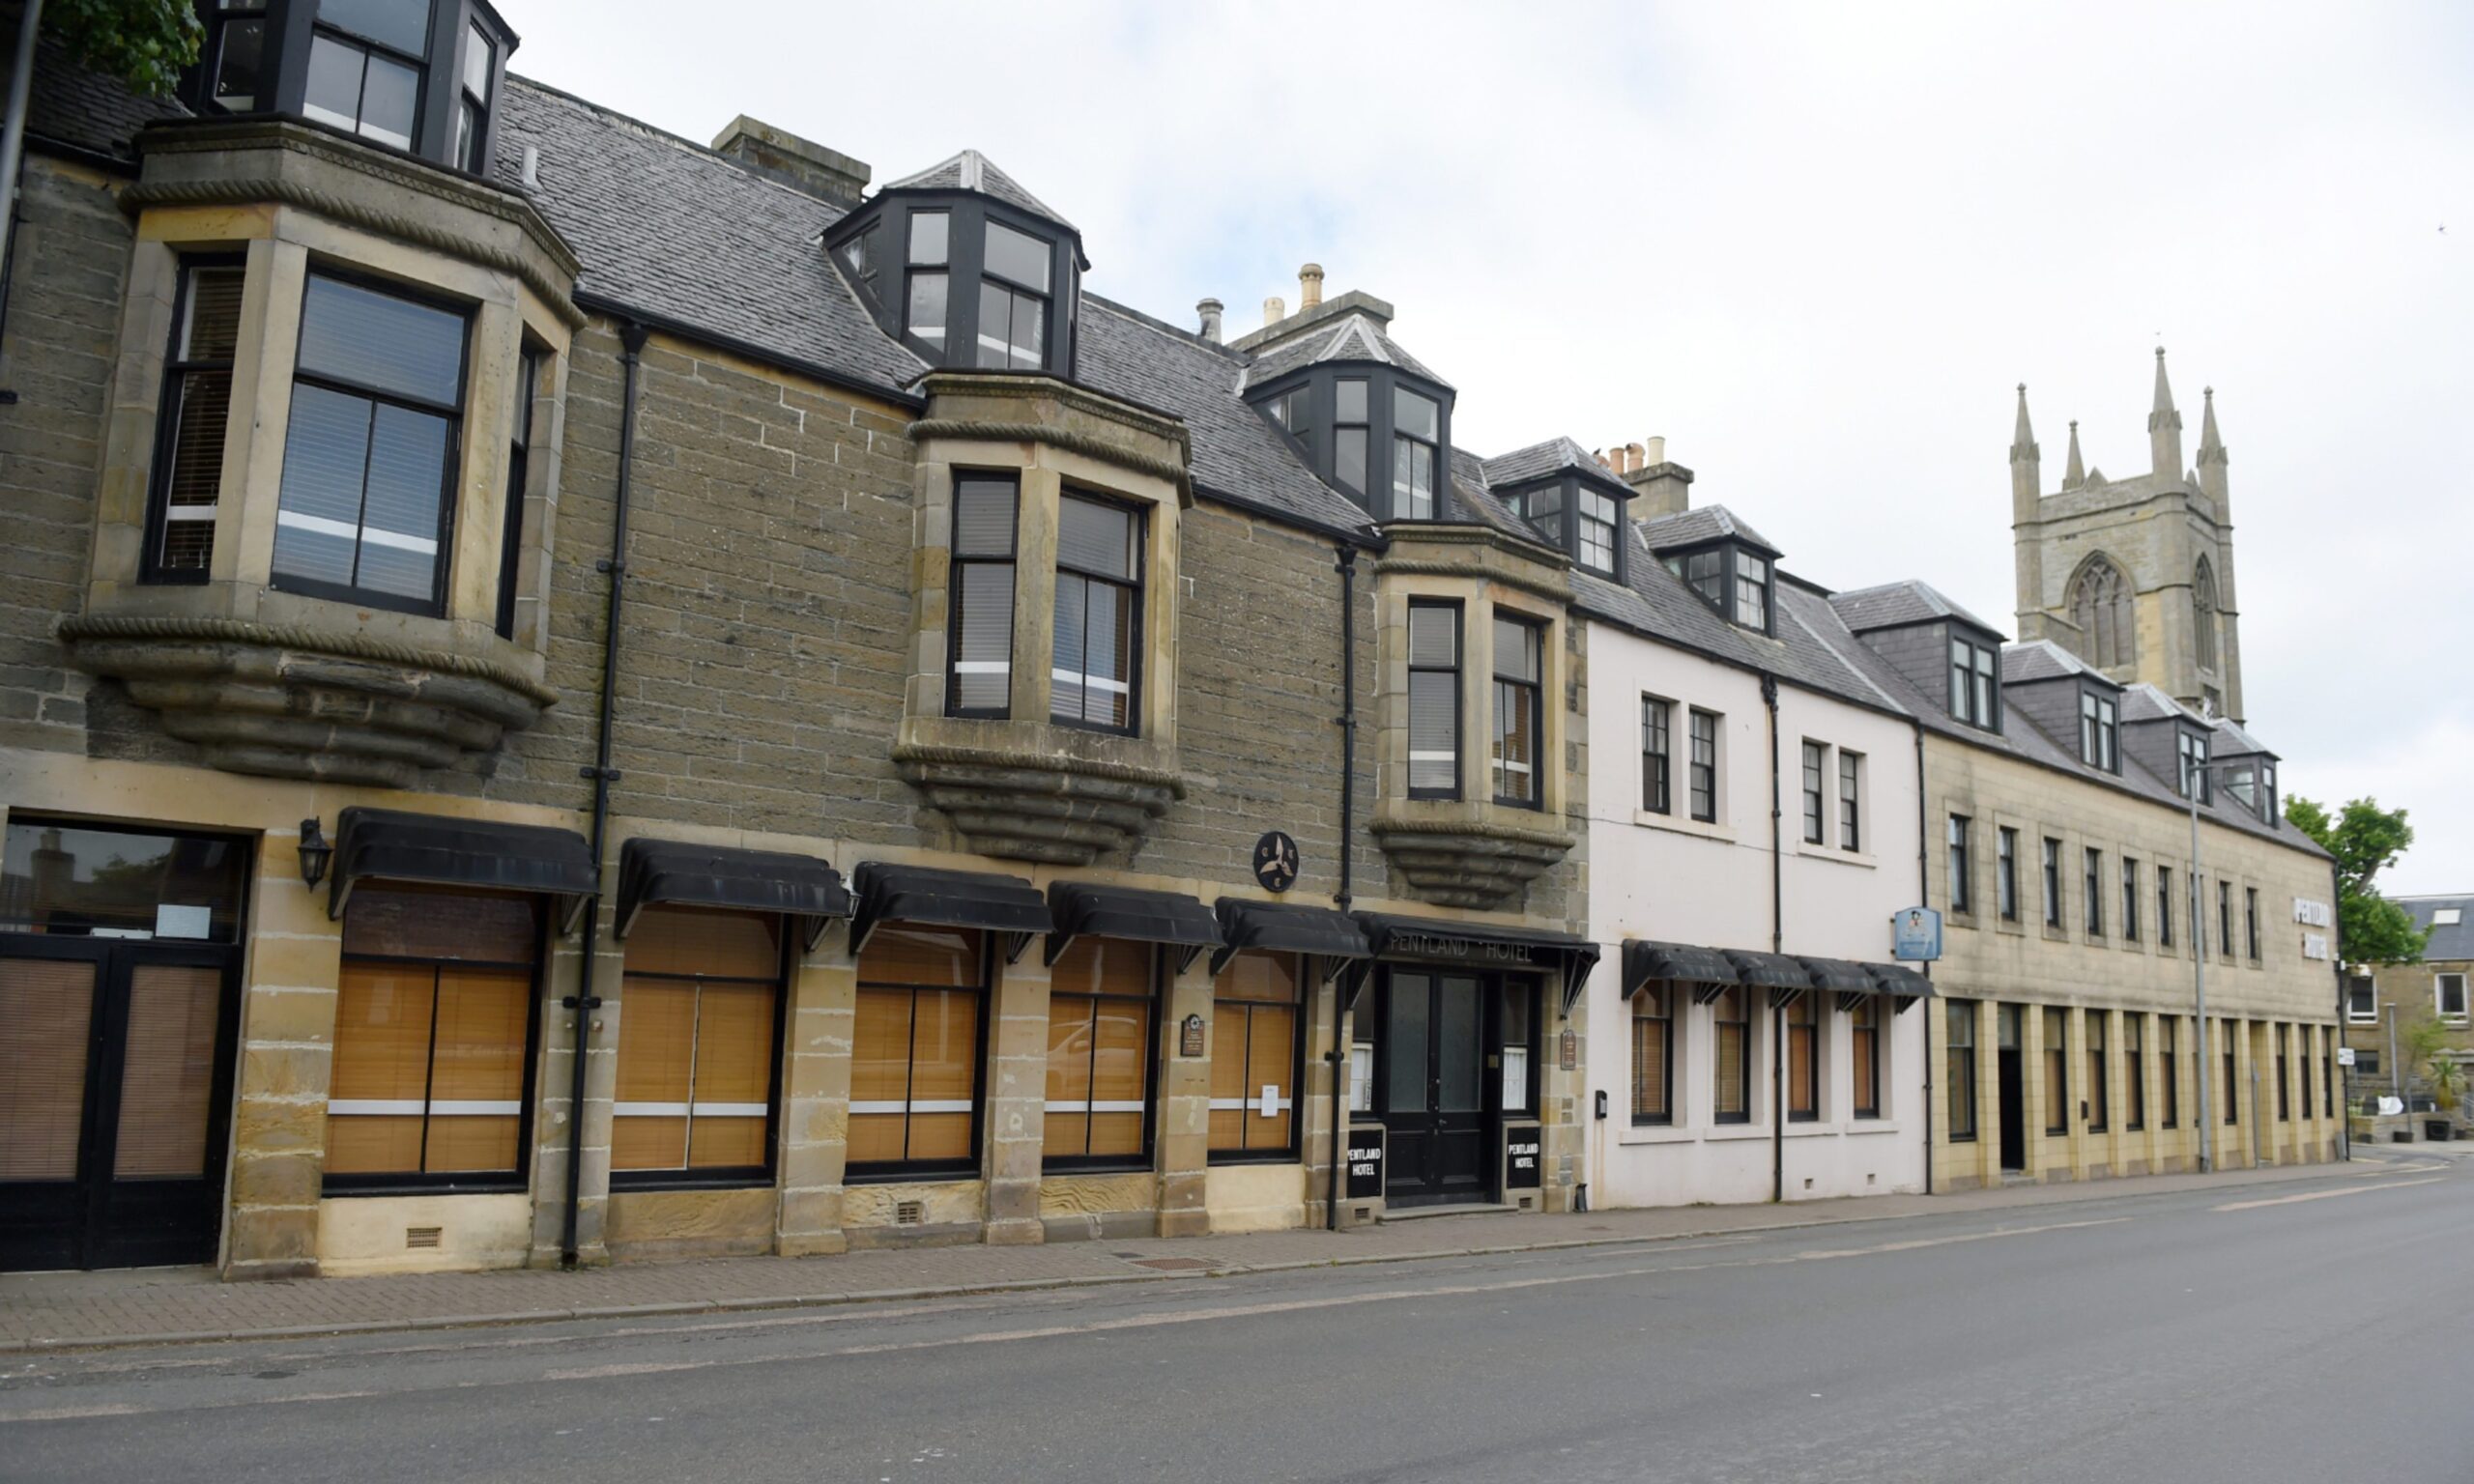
xmin=453 ymin=21 xmax=496 ymax=171
xmin=2176 ymin=729 xmax=2212 ymax=801
xmin=1948 ymin=633 xmax=1999 ymax=729
xmin=1334 ymin=379 xmax=1367 ymax=495
xmin=1393 ymin=388 xmax=1439 ymax=519
xmin=977 ymin=220 xmax=1051 ymax=369
xmin=1734 ymin=555 xmax=1769 ymax=630
xmin=1661 ymin=542 xmax=1773 ymax=636
xmin=906 ymin=212 xmax=951 ymax=354
xmin=1576 ymin=488 xmax=1619 ymax=575
xmin=206 ymin=5 xmax=270 ymax=110
xmin=304 ymin=0 xmax=430 ymax=150
xmin=2080 ymin=689 xmax=2119 ymax=772
xmin=1677 ymin=550 xmax=1721 ymax=606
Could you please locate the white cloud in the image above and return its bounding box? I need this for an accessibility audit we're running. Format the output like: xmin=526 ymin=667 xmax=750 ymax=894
xmin=508 ymin=0 xmax=2474 ymax=889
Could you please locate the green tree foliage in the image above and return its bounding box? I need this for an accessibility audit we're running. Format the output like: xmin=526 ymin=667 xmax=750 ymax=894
xmin=41 ymin=0 xmax=202 ymax=98
xmin=2402 ymin=1012 xmax=2467 ymax=1112
xmin=2285 ymin=794 xmax=2430 ymax=966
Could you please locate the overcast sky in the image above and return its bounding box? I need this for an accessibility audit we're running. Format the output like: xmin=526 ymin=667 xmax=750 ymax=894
xmin=512 ymin=1 xmax=2474 ymax=895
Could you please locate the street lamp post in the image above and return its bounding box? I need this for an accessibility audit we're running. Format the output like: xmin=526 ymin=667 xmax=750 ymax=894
xmin=2189 ymin=767 xmax=2214 ymax=1172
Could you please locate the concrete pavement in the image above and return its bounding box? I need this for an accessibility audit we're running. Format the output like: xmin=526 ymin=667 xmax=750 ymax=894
xmin=0 ymin=1153 xmax=2424 ymax=1353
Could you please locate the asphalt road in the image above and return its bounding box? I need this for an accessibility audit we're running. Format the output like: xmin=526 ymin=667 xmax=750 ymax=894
xmin=7 ymin=1158 xmax=2471 ymax=1483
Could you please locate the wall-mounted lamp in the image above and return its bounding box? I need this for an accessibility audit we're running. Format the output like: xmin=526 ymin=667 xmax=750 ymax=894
xmin=298 ymin=817 xmax=333 ymax=891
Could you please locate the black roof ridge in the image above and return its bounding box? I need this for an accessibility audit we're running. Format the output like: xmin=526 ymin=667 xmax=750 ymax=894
xmin=503 ymin=71 xmax=855 ymax=221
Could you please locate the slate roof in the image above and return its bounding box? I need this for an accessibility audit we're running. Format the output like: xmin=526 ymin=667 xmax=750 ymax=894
xmin=879 ymin=149 xmax=1077 ymax=232
xmin=1828 ymin=579 xmax=2002 ymax=638
xmin=2002 ymin=639 xmax=2109 ymax=685
xmin=2209 ymin=717 xmax=2277 ymax=758
xmin=2399 ymin=897 xmax=2474 ymax=962
xmin=1482 ymin=438 xmax=1612 ymax=491
xmin=1 ymin=29 xmax=189 ymax=166
xmin=2117 ymin=682 xmax=2190 ymax=725
xmin=1232 ymin=311 xmax=1452 ymax=393
xmin=493 ymin=77 xmax=930 ymax=398
xmin=1638 ymin=504 xmax=1780 ymax=557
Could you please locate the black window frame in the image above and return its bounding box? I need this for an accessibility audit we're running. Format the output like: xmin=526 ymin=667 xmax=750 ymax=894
xmin=1406 ymin=599 xmax=1463 ymax=801
xmin=1659 ymin=541 xmax=1775 ymax=636
xmin=1784 ymin=995 xmax=1819 ymax=1124
xmin=1630 ymin=983 xmax=1674 ymax=1127
xmin=269 ymin=266 xmax=471 ymax=617
xmin=1712 ymin=985 xmax=1753 ymax=1126
xmin=1996 ymin=826 xmax=2018 ymax=921
xmin=1049 ymin=487 xmax=1147 ymax=736
xmin=451 ymin=15 xmax=494 ymax=172
xmin=1641 ymin=695 xmax=1671 ymax=814
xmin=1947 ymin=814 xmax=1972 ymax=915
xmin=492 ymin=343 xmax=538 ymax=640
xmin=1332 ymin=376 xmax=1368 ymax=497
xmin=2161 ymin=1014 xmax=2179 ymax=1127
xmin=973 ymin=217 xmax=1054 ymax=372
xmin=1733 ymin=552 xmax=1770 ymax=632
xmin=1800 ymin=740 xmax=1826 ymax=845
xmin=1208 ymin=951 xmax=1308 ymax=1165
xmin=2218 ymin=880 xmax=2233 ymax=959
xmin=2245 ymin=887 xmax=2260 ymax=960
xmin=943 ymin=471 xmax=1021 ymax=720
xmin=1689 ymin=709 xmax=1720 ymax=824
xmin=2041 ymin=837 xmax=2062 ymax=928
xmin=200 ymin=2 xmax=272 ymax=113
xmin=2121 ymin=856 xmax=2141 ymax=943
xmin=903 ymin=208 xmax=952 ymax=357
xmin=1838 ymin=750 xmax=1861 ymax=852
xmin=2158 ymin=865 xmax=2175 ymax=948
xmin=1575 ymin=485 xmax=1620 ymax=577
xmin=1489 ymin=612 xmax=1546 ymax=810
xmin=2177 ymin=729 xmax=2213 ymax=801
xmin=1948 ymin=631 xmax=2000 ymax=730
xmin=302 ymin=3 xmax=433 ymax=153
xmin=2275 ymin=1025 xmax=2290 ymax=1122
xmin=1391 ymin=385 xmax=1441 ymax=521
xmin=2084 ymin=846 xmax=2104 ymax=937
xmin=2081 ymin=688 xmax=2119 ymax=772
xmin=1042 ymin=942 xmax=1163 ymax=1174
xmin=1945 ymin=998 xmax=1977 ymax=1140
xmin=141 ymin=253 xmax=248 ymax=585
xmin=847 ymin=929 xmax=994 ymax=1183
xmin=2223 ymin=1037 xmax=2238 ymax=1126
xmin=2124 ymin=1012 xmax=2145 ymax=1131
xmin=608 ymin=908 xmax=793 ymax=1193
xmin=2043 ymin=1006 xmax=2069 ymax=1136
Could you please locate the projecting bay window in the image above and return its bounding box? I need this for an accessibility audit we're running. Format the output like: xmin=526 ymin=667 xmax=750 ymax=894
xmin=905 ymin=211 xmax=951 ymax=354
xmin=270 ymin=272 xmax=469 ymax=615
xmin=1641 ymin=697 xmax=1671 ymax=814
xmin=1945 ymin=999 xmax=1978 ymax=1140
xmin=1490 ymin=614 xmax=1544 ymax=808
xmin=1631 ymin=985 xmax=1673 ymax=1126
xmin=1210 ymin=952 xmax=1301 ymax=1161
xmin=1785 ymin=996 xmax=1818 ymax=1123
xmin=142 ymin=258 xmax=245 ymax=583
xmin=1851 ymin=997 xmax=1880 ymax=1119
xmin=1050 ymin=492 xmax=1142 ymax=732
xmin=850 ymin=927 xmax=986 ymax=1179
xmin=612 ymin=908 xmax=786 ymax=1185
xmin=1407 ymin=601 xmax=1461 ymax=799
xmin=325 ymin=885 xmax=540 ymax=1191
xmin=1800 ymin=742 xmax=1826 ymax=845
xmin=1690 ymin=710 xmax=1719 ymax=823
xmin=1392 ymin=387 xmax=1439 ymax=520
xmin=302 ymin=0 xmax=430 ymax=150
xmin=1044 ymin=938 xmax=1156 ymax=1170
xmin=945 ymin=474 xmax=1019 ymax=717
xmin=976 ymin=219 xmax=1051 ymax=370
xmin=1712 ymin=986 xmax=1752 ymax=1125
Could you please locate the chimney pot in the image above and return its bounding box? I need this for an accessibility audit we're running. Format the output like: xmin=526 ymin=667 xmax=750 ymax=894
xmin=1625 ymin=442 xmax=1646 ymax=474
xmin=1644 ymin=435 xmax=1666 ymax=466
xmin=1263 ymin=295 xmax=1286 ymax=328
xmin=1298 ymin=263 xmax=1325 ymax=311
xmin=1196 ymin=298 xmax=1224 ymax=344
xmin=1622 ymin=438 xmax=1693 ymax=520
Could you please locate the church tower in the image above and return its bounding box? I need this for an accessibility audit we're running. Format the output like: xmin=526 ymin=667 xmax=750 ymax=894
xmin=2010 ymin=349 xmax=2246 ymax=721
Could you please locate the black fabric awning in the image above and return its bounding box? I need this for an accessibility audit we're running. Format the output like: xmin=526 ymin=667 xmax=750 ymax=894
xmin=1621 ymin=940 xmax=1740 ymax=996
xmin=1865 ymin=960 xmax=1937 ymax=1011
xmin=1210 ymin=899 xmax=1369 ymax=980
xmin=1723 ymin=949 xmax=1813 ymax=1000
xmin=329 ymin=806 xmax=596 ymax=930
xmin=615 ymin=839 xmax=851 ymax=951
xmin=849 ymin=862 xmax=1052 ymax=963
xmin=1045 ymin=882 xmax=1222 ymax=972
xmin=1797 ymin=956 xmax=1876 ymax=995
xmin=1355 ymin=912 xmax=1603 ymax=1015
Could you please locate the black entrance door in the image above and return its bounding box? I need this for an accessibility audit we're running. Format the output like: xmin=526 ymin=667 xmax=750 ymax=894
xmin=0 ymin=937 xmax=244 ymax=1270
xmin=1997 ymin=1003 xmax=2027 ymax=1172
xmin=1380 ymin=970 xmax=1489 ymax=1207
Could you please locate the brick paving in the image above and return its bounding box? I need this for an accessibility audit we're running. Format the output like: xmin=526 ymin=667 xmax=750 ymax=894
xmin=0 ymin=1158 xmax=2389 ymax=1352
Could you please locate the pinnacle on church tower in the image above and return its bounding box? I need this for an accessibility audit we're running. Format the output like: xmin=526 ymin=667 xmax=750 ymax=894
xmin=2063 ymin=420 xmax=2085 ymax=489
xmin=2147 ymin=346 xmax=2183 ymax=477
xmin=2009 ymin=383 xmax=2040 ymax=525
xmin=2197 ymin=385 xmax=2229 ymax=503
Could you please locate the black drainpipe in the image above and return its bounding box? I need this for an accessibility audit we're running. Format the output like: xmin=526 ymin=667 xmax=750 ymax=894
xmin=1764 ymin=673 xmax=1784 ymax=1204
xmin=559 ymin=320 xmax=649 ymax=1269
xmin=1328 ymin=541 xmax=1359 ymax=1231
xmin=1915 ymin=722 xmax=1934 ymax=1194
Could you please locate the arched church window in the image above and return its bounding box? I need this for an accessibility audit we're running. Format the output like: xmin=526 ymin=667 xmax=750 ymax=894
xmin=2194 ymin=558 xmax=2219 ymax=672
xmin=2068 ymin=556 xmax=2135 ymax=670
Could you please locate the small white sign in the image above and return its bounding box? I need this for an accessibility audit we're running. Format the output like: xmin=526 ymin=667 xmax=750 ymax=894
xmin=2293 ymin=898 xmax=2333 ymax=928
xmin=156 ymin=903 xmax=212 ymax=940
xmin=1255 ymin=1084 xmax=1282 ymax=1118
xmin=2338 ymin=1046 xmax=2357 ymax=1068
xmin=2303 ymin=933 xmax=2330 ymax=961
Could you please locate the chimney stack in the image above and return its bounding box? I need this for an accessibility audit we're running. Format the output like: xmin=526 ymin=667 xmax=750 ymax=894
xmin=1621 ymin=436 xmax=1693 ymax=521
xmin=1298 ymin=263 xmax=1324 ymax=312
xmin=1262 ymin=295 xmax=1286 ymax=328
xmin=1196 ymin=298 xmax=1224 ymax=343
xmin=710 ymin=115 xmax=870 ymax=208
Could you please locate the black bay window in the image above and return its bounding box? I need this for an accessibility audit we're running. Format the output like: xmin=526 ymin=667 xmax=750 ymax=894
xmin=1393 ymin=387 xmax=1440 ymax=520
xmin=945 ymin=474 xmax=1019 ymax=718
xmin=1407 ymin=601 xmax=1460 ymax=799
xmin=1247 ymin=365 xmax=1450 ymax=522
xmin=205 ymin=3 xmax=269 ymax=110
xmin=1490 ymin=614 xmax=1544 ymax=807
xmin=1051 ymin=492 xmax=1142 ymax=732
xmin=452 ymin=18 xmax=495 ymax=171
xmin=1334 ymin=378 xmax=1368 ymax=496
xmin=1658 ymin=540 xmax=1775 ymax=636
xmin=823 ymin=187 xmax=1083 ymax=376
xmin=271 ymin=271 xmax=468 ymax=614
xmin=976 ymin=219 xmax=1050 ymax=370
xmin=143 ymin=257 xmax=245 ymax=583
xmin=303 ymin=0 xmax=432 ymax=151
xmin=905 ymin=210 xmax=951 ymax=357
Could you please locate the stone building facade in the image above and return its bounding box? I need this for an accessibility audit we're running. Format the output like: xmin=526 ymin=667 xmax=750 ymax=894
xmin=0 ymin=14 xmax=1600 ymax=1279
xmin=2343 ymin=895 xmax=2473 ymax=1130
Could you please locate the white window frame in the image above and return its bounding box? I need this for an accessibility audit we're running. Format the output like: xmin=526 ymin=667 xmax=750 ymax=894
xmin=2438 ymin=972 xmax=2469 ymax=1024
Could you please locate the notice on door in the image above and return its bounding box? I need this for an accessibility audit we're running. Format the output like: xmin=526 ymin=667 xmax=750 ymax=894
xmin=1504 ymin=1125 xmax=1541 ymax=1189
xmin=1345 ymin=1127 xmax=1385 ymax=1199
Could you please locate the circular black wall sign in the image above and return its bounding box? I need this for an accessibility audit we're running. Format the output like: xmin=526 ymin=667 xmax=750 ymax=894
xmin=1252 ymin=831 xmax=1299 ymax=894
